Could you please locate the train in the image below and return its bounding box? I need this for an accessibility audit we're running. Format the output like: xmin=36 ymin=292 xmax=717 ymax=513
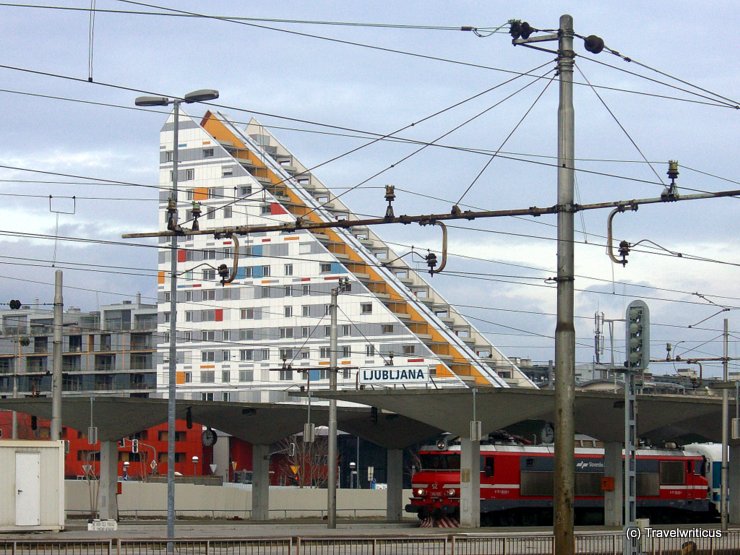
xmin=405 ymin=438 xmax=722 ymax=527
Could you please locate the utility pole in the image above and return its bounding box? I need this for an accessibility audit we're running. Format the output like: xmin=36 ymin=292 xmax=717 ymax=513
xmin=327 ymin=276 xmax=349 ymax=528
xmin=50 ymin=270 xmax=63 ymax=440
xmin=553 ymin=15 xmax=576 ymax=555
xmin=721 ymin=317 xmax=729 ymax=531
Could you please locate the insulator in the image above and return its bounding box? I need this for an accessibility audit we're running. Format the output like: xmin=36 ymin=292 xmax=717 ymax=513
xmin=217 ymin=264 xmax=229 ymax=280
xmin=425 ymin=252 xmax=438 ymax=271
xmin=667 ymin=160 xmax=679 ymax=181
xmin=584 ymin=35 xmax=605 ymax=54
xmin=384 ymin=185 xmax=396 ymax=203
xmin=618 ymin=240 xmax=630 ymax=266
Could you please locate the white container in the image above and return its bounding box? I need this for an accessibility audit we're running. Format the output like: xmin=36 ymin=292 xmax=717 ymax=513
xmin=0 ymin=440 xmax=65 ymax=532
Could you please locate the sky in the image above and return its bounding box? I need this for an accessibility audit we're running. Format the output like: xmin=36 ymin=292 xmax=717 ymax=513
xmin=0 ymin=1 xmax=738 ymax=377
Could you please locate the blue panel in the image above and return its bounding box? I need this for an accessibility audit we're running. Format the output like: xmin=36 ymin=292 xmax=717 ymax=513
xmin=252 ymin=266 xmax=264 ymax=278
xmin=235 ymin=267 xmax=247 ymax=280
xmin=252 ymin=245 xmax=263 ymax=257
xmin=309 ymin=370 xmax=321 ymax=382
xmin=330 ymin=262 xmax=346 ymax=274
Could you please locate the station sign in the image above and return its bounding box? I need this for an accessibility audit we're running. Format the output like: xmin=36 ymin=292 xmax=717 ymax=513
xmin=358 ymin=366 xmax=430 ymax=384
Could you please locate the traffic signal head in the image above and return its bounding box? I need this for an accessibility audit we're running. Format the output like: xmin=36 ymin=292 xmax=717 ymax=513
xmin=625 ymin=300 xmax=650 ymax=370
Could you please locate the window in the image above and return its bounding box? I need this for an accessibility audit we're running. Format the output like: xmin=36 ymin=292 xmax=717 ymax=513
xmin=69 ymin=335 xmax=82 ymax=352
xmin=239 ymin=329 xmax=254 ymax=340
xmin=320 ymin=347 xmax=331 ymax=358
xmin=202 ymin=351 xmax=215 ymax=362
xmin=324 ymin=326 xmax=331 ymax=337
xmin=382 ymin=324 xmax=394 ymax=334
xmin=302 ymin=327 xmax=309 ymax=338
xmin=342 ymin=325 xmax=351 ymax=336
xmin=203 ymin=148 xmax=214 ymax=158
xmin=185 ymin=311 xmax=194 ymax=322
xmin=203 ymin=249 xmax=216 ymax=260
xmin=279 ymin=348 xmax=293 ymax=360
xmin=320 ymin=263 xmax=332 ymax=273
xmin=341 ymin=346 xmax=351 ymax=357
xmin=222 ymin=167 xmax=234 ymax=177
xmin=222 ymin=350 xmax=230 ymax=362
xmin=261 ymin=287 xmax=271 ymax=299
xmin=303 ymin=285 xmax=310 ymax=295
xmin=238 ymin=185 xmax=252 ymax=196
xmin=183 ymin=372 xmax=192 ymax=383
xmin=260 ymin=204 xmax=271 ymax=215
xmin=284 ymin=264 xmax=293 ymax=276
xmin=221 ymin=370 xmax=230 ymax=383
xmin=240 ymin=350 xmax=253 ymax=361
xmin=222 ymin=330 xmax=231 ymax=341
xmin=324 ymin=305 xmax=331 ymax=316
xmin=201 ymin=370 xmax=215 ymax=383
xmin=302 ymin=305 xmax=310 ymax=317
xmin=224 ymin=206 xmax=232 ymax=219
xmin=201 ymin=393 xmax=214 ymax=401
xmin=165 ymin=151 xmax=173 ymax=162
xmin=239 ymin=369 xmax=253 ymax=382
xmin=284 ymin=306 xmax=293 ymax=317
xmin=261 ymin=265 xmax=271 ymax=277
xmin=280 ymin=328 xmax=294 ymax=339
xmin=201 ymin=331 xmax=215 ymax=341
xmin=403 ymin=345 xmax=415 ymax=355
xmin=203 ymin=269 xmax=215 ymax=281
xmin=366 ymin=344 xmax=375 ymax=357
xmin=184 ymin=169 xmax=194 ymax=181
xmin=241 ymin=308 xmax=255 ymax=319
xmin=279 ymin=368 xmax=293 ymax=381
xmin=203 ymin=289 xmax=216 ymax=301
xmin=361 ymin=303 xmax=372 ymax=315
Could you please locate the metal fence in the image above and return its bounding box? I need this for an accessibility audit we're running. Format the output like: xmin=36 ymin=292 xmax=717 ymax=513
xmin=1 ymin=531 xmax=739 ymax=554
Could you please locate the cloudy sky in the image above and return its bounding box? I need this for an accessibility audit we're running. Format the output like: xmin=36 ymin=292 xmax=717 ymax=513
xmin=1 ymin=1 xmax=738 ymax=376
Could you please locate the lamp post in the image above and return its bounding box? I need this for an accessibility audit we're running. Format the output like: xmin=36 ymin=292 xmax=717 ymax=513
xmin=122 ymin=461 xmax=130 ymax=481
xmin=134 ymin=89 xmax=219 ymax=549
xmin=349 ymin=461 xmax=356 ymax=489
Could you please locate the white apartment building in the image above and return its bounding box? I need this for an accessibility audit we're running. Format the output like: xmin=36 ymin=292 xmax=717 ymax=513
xmin=154 ymin=110 xmax=534 ymax=403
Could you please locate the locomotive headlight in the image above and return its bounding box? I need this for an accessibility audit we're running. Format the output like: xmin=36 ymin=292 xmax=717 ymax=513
xmin=444 ymin=488 xmax=457 ymax=497
xmin=414 ymin=488 xmax=427 ymax=497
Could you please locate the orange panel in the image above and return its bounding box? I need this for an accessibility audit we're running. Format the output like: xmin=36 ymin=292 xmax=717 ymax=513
xmin=176 ymin=371 xmax=186 ymax=385
xmin=193 ymin=187 xmax=208 ymax=201
xmin=158 ymin=271 xmax=165 ymax=285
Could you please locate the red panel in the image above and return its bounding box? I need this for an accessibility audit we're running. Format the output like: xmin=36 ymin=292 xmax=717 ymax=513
xmin=215 ymin=309 xmax=223 ymax=321
xmin=270 ymin=202 xmax=288 ymax=215
xmin=177 ymin=249 xmax=187 ymax=263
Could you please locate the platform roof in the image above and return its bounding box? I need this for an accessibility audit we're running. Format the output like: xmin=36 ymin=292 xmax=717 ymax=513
xmin=310 ymin=388 xmax=737 ymax=445
xmin=0 ymin=387 xmax=734 ymax=449
xmin=0 ymin=396 xmax=441 ymax=449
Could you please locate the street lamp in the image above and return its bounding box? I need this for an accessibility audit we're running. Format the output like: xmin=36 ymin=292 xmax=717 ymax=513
xmin=122 ymin=461 xmax=130 ymax=481
xmin=134 ymin=88 xmax=219 ymax=548
xmin=192 ymin=455 xmax=199 ymax=478
xmin=349 ymin=461 xmax=356 ymax=489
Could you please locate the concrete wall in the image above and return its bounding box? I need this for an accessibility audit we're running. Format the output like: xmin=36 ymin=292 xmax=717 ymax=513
xmin=66 ymin=481 xmax=414 ymax=520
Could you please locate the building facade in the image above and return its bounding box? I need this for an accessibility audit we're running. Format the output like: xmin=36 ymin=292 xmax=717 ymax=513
xmin=155 ymin=110 xmax=534 ymax=403
xmin=0 ymin=298 xmax=157 ymax=401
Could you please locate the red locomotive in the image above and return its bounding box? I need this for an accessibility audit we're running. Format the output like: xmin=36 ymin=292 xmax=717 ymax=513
xmin=406 ymin=440 xmax=710 ymax=526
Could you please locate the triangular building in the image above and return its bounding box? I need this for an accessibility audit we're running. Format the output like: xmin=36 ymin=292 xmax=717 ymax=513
xmin=155 ymin=110 xmax=535 ymax=402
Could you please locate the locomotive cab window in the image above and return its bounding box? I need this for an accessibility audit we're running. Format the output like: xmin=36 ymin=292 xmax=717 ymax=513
xmin=659 ymin=460 xmax=685 ymax=485
xmin=419 ymin=454 xmax=460 ymax=470
xmin=481 ymin=456 xmax=494 ymax=477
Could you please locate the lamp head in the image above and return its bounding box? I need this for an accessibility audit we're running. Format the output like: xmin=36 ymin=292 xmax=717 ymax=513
xmin=135 ymin=96 xmax=171 ymax=107
xmin=184 ymin=89 xmax=219 ymax=103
